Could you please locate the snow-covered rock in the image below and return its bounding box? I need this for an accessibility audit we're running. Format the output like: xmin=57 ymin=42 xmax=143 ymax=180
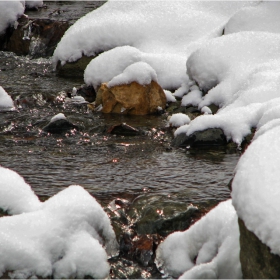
xmin=54 ymin=1 xmax=253 ymax=90
xmin=0 ymin=167 xmax=118 ymax=279
xmin=232 ymin=125 xmax=280 ymax=256
xmin=156 ymin=200 xmax=241 ymax=279
xmin=179 ymin=32 xmax=280 ymax=145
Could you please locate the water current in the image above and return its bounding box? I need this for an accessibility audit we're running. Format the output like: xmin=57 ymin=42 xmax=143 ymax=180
xmin=0 ymin=2 xmax=241 ymax=278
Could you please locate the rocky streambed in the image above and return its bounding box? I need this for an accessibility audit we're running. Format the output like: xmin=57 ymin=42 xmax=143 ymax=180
xmin=0 ymin=2 xmax=241 ymax=278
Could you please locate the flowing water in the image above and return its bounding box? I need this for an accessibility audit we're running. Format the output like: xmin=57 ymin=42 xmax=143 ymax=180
xmin=0 ymin=2 xmax=241 ymax=278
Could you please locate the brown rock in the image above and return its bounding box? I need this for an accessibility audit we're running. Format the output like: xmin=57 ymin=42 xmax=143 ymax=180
xmin=96 ymin=81 xmax=166 ymax=115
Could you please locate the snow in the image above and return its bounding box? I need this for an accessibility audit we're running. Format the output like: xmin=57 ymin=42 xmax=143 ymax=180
xmin=50 ymin=112 xmax=67 ymax=123
xmin=0 ymin=166 xmax=41 ymax=215
xmin=25 ymin=1 xmax=44 ymax=9
xmin=0 ymin=86 xmax=14 ymax=111
xmin=174 ymin=32 xmax=280 ymax=145
xmin=107 ymin=61 xmax=157 ymax=87
xmin=54 ymin=1 xmax=253 ymax=90
xmin=181 ymin=89 xmax=203 ymax=107
xmin=156 ymin=200 xmax=241 ymax=279
xmin=232 ymin=125 xmax=280 ymax=256
xmin=0 ymin=1 xmax=24 ymax=35
xmin=164 ymin=90 xmax=176 ymax=103
xmin=0 ymin=167 xmax=118 ymax=279
xmin=168 ymin=113 xmax=190 ymax=128
xmin=225 ymin=2 xmax=280 ymax=35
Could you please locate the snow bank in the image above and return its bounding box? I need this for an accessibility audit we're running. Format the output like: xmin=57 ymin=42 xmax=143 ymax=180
xmin=156 ymin=200 xmax=241 ymax=279
xmin=0 ymin=1 xmax=24 ymax=35
xmin=178 ymin=32 xmax=280 ymax=145
xmin=0 ymin=167 xmax=118 ymax=279
xmin=0 ymin=86 xmax=14 ymax=111
xmin=225 ymin=2 xmax=280 ymax=35
xmin=107 ymin=61 xmax=157 ymax=88
xmin=232 ymin=125 xmax=280 ymax=256
xmin=55 ymin=1 xmax=252 ymax=90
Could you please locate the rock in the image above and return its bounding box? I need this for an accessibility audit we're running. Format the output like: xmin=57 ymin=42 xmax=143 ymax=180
xmin=2 ymin=16 xmax=69 ymax=58
xmin=96 ymin=81 xmax=166 ymax=115
xmin=76 ymin=84 xmax=96 ymax=103
xmin=239 ymin=218 xmax=280 ymax=278
xmin=107 ymin=123 xmax=141 ymax=136
xmin=56 ymin=55 xmax=95 ymax=78
xmin=172 ymin=128 xmax=227 ymax=148
xmin=42 ymin=118 xmax=78 ymax=134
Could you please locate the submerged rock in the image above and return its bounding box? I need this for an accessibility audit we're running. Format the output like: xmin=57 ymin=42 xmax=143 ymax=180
xmin=239 ymin=218 xmax=280 ymax=278
xmin=96 ymin=81 xmax=166 ymax=115
xmin=172 ymin=128 xmax=227 ymax=148
xmin=107 ymin=123 xmax=141 ymax=136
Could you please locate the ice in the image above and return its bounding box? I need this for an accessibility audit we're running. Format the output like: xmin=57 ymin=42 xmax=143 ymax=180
xmin=0 ymin=86 xmax=14 ymax=111
xmin=50 ymin=112 xmax=67 ymax=123
xmin=107 ymin=61 xmax=157 ymax=87
xmin=55 ymin=1 xmax=252 ymax=90
xmin=156 ymin=200 xmax=241 ymax=279
xmin=0 ymin=168 xmax=118 ymax=279
xmin=232 ymin=125 xmax=280 ymax=256
xmin=168 ymin=113 xmax=190 ymax=128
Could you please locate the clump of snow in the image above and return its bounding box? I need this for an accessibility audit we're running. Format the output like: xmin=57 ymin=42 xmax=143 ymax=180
xmin=174 ymin=124 xmax=189 ymax=137
xmin=168 ymin=113 xmax=190 ymax=128
xmin=164 ymin=90 xmax=176 ymax=103
xmin=232 ymin=125 xmax=280 ymax=256
xmin=201 ymin=106 xmax=212 ymax=115
xmin=156 ymin=200 xmax=241 ymax=279
xmin=0 ymin=86 xmax=14 ymax=111
xmin=50 ymin=112 xmax=67 ymax=123
xmin=55 ymin=1 xmax=253 ymax=90
xmin=225 ymin=2 xmax=280 ymax=35
xmin=0 ymin=1 xmax=24 ymax=35
xmin=107 ymin=61 xmax=157 ymax=87
xmin=176 ymin=32 xmax=280 ymax=145
xmin=181 ymin=89 xmax=203 ymax=107
xmin=174 ymin=82 xmax=190 ymax=99
xmin=0 ymin=167 xmax=118 ymax=279
xmin=0 ymin=166 xmax=41 ymax=215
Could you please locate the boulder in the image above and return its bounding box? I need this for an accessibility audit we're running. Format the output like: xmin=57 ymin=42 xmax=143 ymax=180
xmin=239 ymin=218 xmax=280 ymax=278
xmin=96 ymin=81 xmax=166 ymax=115
xmin=172 ymin=128 xmax=227 ymax=148
xmin=2 ymin=16 xmax=69 ymax=58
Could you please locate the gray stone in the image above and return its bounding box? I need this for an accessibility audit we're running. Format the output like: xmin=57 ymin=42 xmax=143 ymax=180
xmin=43 ymin=119 xmax=78 ymax=134
xmin=239 ymin=218 xmax=280 ymax=278
xmin=172 ymin=128 xmax=227 ymax=148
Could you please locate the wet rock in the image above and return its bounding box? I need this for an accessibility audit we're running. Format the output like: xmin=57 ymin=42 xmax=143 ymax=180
xmin=172 ymin=128 xmax=227 ymax=148
xmin=208 ymin=103 xmax=219 ymax=114
xmin=107 ymin=123 xmax=141 ymax=136
xmin=56 ymin=55 xmax=95 ymax=78
xmin=239 ymin=218 xmax=280 ymax=278
xmin=2 ymin=16 xmax=69 ymax=57
xmin=76 ymin=84 xmax=96 ymax=103
xmin=42 ymin=118 xmax=78 ymax=134
xmin=96 ymin=81 xmax=166 ymax=115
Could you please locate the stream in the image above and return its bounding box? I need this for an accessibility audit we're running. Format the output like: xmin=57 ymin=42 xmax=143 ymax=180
xmin=0 ymin=2 xmax=240 ymax=278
